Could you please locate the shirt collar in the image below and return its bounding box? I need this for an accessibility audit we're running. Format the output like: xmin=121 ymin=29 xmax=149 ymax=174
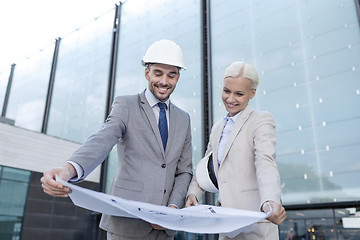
xmin=223 ymin=111 xmax=241 ymax=123
xmin=145 ymin=88 xmax=169 ymax=108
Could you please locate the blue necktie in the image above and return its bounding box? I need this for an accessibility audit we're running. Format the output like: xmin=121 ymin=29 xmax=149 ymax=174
xmin=158 ymin=102 xmax=168 ymax=150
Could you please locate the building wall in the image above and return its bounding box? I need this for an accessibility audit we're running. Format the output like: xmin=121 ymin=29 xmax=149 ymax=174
xmin=0 ymin=0 xmax=360 ymax=239
xmin=0 ymin=122 xmax=100 ymax=182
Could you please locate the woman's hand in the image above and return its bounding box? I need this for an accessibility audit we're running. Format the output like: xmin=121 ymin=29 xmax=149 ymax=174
xmin=263 ymin=201 xmax=287 ymax=225
xmin=185 ymin=194 xmax=199 ymax=207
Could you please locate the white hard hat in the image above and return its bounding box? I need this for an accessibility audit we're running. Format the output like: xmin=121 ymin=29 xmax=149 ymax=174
xmin=142 ymin=39 xmax=186 ymax=70
xmin=195 ymin=152 xmax=219 ymax=193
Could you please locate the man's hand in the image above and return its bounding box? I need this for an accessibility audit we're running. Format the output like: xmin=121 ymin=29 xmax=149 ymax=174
xmin=185 ymin=194 xmax=199 ymax=207
xmin=151 ymin=224 xmax=166 ymax=230
xmin=151 ymin=205 xmax=177 ymax=230
xmin=263 ymin=201 xmax=286 ymax=225
xmin=40 ymin=163 xmax=77 ymax=197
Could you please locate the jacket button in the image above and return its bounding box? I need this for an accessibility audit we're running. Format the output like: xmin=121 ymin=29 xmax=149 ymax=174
xmin=161 ymin=164 xmax=166 ymax=168
xmin=163 ymin=189 xmax=166 ymax=194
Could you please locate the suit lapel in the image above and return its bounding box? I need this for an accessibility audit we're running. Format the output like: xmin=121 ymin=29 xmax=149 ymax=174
xmin=167 ymin=101 xmax=176 ymax=156
xmin=139 ymin=91 xmax=165 ymax=157
xmin=212 ymin=120 xmax=225 ymax=175
xmin=219 ymin=106 xmax=254 ymax=166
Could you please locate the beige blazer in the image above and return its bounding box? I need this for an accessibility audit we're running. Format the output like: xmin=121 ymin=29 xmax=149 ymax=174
xmin=188 ymin=105 xmax=281 ymax=239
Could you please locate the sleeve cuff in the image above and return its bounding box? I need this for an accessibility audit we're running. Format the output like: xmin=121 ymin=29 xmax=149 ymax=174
xmin=66 ymin=161 xmax=84 ymax=182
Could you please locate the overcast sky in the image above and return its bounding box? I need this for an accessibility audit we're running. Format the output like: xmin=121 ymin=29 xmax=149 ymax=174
xmin=0 ymin=0 xmax=120 ymax=72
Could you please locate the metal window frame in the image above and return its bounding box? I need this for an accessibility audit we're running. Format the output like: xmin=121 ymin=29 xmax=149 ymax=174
xmin=201 ymin=0 xmax=215 ymax=207
xmin=201 ymin=1 xmax=218 ymax=239
xmin=356 ymin=0 xmax=360 ymax=25
xmin=284 ymin=200 xmax=360 ymax=211
xmin=41 ymin=37 xmax=61 ymax=133
xmin=99 ymin=3 xmax=122 ymax=196
xmin=1 ymin=64 xmax=16 ymax=117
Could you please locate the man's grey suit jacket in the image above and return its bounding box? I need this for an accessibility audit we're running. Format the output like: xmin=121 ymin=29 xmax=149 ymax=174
xmin=68 ymin=90 xmax=193 ymax=237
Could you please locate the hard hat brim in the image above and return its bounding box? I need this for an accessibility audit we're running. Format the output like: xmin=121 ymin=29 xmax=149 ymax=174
xmin=195 ymin=152 xmax=219 ymax=193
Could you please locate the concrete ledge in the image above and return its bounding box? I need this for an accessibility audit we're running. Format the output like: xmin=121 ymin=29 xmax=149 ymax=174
xmin=0 ymin=122 xmax=100 ymax=183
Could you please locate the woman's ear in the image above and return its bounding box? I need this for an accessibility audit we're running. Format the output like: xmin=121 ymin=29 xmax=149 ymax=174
xmin=250 ymin=89 xmax=257 ymax=99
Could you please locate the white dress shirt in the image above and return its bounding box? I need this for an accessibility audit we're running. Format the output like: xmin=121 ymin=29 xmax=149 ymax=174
xmin=145 ymin=88 xmax=170 ymax=130
xmin=217 ymin=111 xmax=241 ymax=167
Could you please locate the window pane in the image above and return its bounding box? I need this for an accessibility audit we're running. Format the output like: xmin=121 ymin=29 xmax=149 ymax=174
xmin=4 ymin=45 xmax=54 ymax=131
xmin=0 ymin=180 xmax=28 ymax=216
xmin=46 ymin=9 xmax=114 ymax=143
xmin=0 ymin=167 xmax=30 ymax=240
xmin=1 ymin=167 xmax=30 ymax=182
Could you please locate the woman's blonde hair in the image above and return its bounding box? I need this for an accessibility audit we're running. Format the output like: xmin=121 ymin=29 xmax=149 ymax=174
xmin=223 ymin=61 xmax=259 ymax=89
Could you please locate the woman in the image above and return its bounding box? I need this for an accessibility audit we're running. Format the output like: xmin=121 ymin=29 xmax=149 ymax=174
xmin=186 ymin=61 xmax=286 ymax=240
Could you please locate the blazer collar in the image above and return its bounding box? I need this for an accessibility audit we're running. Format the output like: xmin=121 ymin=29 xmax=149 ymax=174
xmin=215 ymin=105 xmax=254 ymax=166
xmin=167 ymin=101 xmax=177 ymax=156
xmin=144 ymin=88 xmax=170 ymax=108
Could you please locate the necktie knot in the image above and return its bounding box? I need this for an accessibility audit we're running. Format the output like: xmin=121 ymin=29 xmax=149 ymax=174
xmin=158 ymin=102 xmax=167 ymax=110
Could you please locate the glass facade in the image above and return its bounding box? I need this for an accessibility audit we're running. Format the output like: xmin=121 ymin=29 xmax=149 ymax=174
xmin=0 ymin=167 xmax=30 ymax=240
xmin=46 ymin=8 xmax=115 ymax=143
xmin=4 ymin=45 xmax=53 ymax=131
xmin=210 ymin=0 xmax=360 ymax=206
xmin=0 ymin=0 xmax=360 ymax=239
xmin=280 ymin=207 xmax=360 ymax=240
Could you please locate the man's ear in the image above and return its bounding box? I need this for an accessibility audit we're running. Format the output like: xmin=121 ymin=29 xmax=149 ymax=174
xmin=145 ymin=67 xmax=150 ymax=80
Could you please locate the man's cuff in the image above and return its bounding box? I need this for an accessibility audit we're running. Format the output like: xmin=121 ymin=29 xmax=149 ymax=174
xmin=66 ymin=161 xmax=84 ymax=182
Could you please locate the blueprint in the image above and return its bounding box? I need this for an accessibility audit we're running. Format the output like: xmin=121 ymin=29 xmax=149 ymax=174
xmin=57 ymin=177 xmax=271 ymax=237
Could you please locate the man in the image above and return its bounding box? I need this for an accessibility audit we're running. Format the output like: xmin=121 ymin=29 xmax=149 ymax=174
xmin=41 ymin=39 xmax=193 ymax=240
